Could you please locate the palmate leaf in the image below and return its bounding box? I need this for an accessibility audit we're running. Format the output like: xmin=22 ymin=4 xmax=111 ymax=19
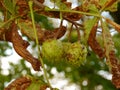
xmin=83 ymin=17 xmax=98 ymax=44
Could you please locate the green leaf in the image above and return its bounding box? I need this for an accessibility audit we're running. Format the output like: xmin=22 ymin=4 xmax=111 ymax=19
xmin=27 ymin=83 xmax=40 ymax=90
xmin=26 ymin=77 xmax=48 ymax=90
xmin=83 ymin=17 xmax=98 ymax=44
xmin=3 ymin=0 xmax=16 ymax=14
xmin=88 ymin=4 xmax=99 ymax=14
xmin=99 ymin=0 xmax=106 ymax=6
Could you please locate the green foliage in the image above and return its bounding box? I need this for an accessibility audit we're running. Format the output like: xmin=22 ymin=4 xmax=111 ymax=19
xmin=27 ymin=76 xmax=48 ymax=90
xmin=34 ymin=14 xmax=54 ymax=30
xmin=88 ymin=4 xmax=99 ymax=14
xmin=3 ymin=0 xmax=16 ymax=15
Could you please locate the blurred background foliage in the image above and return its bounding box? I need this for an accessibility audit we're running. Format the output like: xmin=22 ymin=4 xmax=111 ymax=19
xmin=0 ymin=1 xmax=120 ymax=90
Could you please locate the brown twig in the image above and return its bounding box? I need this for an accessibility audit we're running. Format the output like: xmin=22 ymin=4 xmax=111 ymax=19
xmin=63 ymin=16 xmax=83 ymax=28
xmin=54 ymin=19 xmax=64 ymax=39
xmin=68 ymin=24 xmax=73 ymax=42
xmin=74 ymin=24 xmax=81 ymax=42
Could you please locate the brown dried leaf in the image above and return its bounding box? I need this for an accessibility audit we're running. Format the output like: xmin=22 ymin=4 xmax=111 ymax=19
xmin=88 ymin=23 xmax=105 ymax=59
xmin=16 ymin=0 xmax=29 ymax=19
xmin=101 ymin=21 xmax=120 ymax=88
xmin=64 ymin=6 xmax=83 ymax=21
xmin=43 ymin=26 xmax=67 ymax=40
xmin=37 ymin=0 xmax=44 ymax=4
xmin=38 ymin=5 xmax=83 ymax=21
xmin=0 ymin=28 xmax=13 ymax=42
xmin=101 ymin=21 xmax=115 ymax=68
xmin=19 ymin=21 xmax=66 ymax=44
xmin=109 ymin=51 xmax=120 ymax=89
xmin=5 ymin=76 xmax=49 ymax=90
xmin=63 ymin=2 xmax=72 ymax=8
xmin=4 ymin=76 xmax=31 ymax=90
xmin=11 ymin=22 xmax=41 ymax=71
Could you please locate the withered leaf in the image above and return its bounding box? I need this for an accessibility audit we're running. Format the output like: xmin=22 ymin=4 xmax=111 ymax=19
xmin=43 ymin=26 xmax=67 ymax=40
xmin=11 ymin=22 xmax=41 ymax=71
xmin=5 ymin=76 xmax=49 ymax=90
xmin=62 ymin=6 xmax=83 ymax=21
xmin=101 ymin=21 xmax=120 ymax=88
xmin=4 ymin=76 xmax=31 ymax=90
xmin=36 ymin=0 xmax=45 ymax=4
xmin=0 ymin=28 xmax=13 ymax=42
xmin=110 ymin=51 xmax=120 ymax=89
xmin=88 ymin=23 xmax=105 ymax=59
xmin=19 ymin=21 xmax=66 ymax=44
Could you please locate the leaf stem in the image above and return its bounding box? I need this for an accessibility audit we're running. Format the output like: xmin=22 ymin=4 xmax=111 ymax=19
xmin=28 ymin=1 xmax=52 ymax=89
xmin=45 ymin=8 xmax=101 ymax=18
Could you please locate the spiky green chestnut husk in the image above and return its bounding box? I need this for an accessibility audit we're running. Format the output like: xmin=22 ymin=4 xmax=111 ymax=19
xmin=42 ymin=39 xmax=63 ymax=63
xmin=65 ymin=42 xmax=87 ymax=67
xmin=62 ymin=42 xmax=71 ymax=53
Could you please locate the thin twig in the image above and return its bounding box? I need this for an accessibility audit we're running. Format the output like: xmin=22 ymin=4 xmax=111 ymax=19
xmin=68 ymin=24 xmax=73 ymax=42
xmin=63 ymin=16 xmax=83 ymax=28
xmin=74 ymin=24 xmax=81 ymax=42
xmin=54 ymin=19 xmax=64 ymax=39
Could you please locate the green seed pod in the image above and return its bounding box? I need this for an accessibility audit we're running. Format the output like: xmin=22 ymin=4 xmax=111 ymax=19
xmin=65 ymin=42 xmax=87 ymax=67
xmin=42 ymin=39 xmax=63 ymax=63
xmin=62 ymin=42 xmax=71 ymax=53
